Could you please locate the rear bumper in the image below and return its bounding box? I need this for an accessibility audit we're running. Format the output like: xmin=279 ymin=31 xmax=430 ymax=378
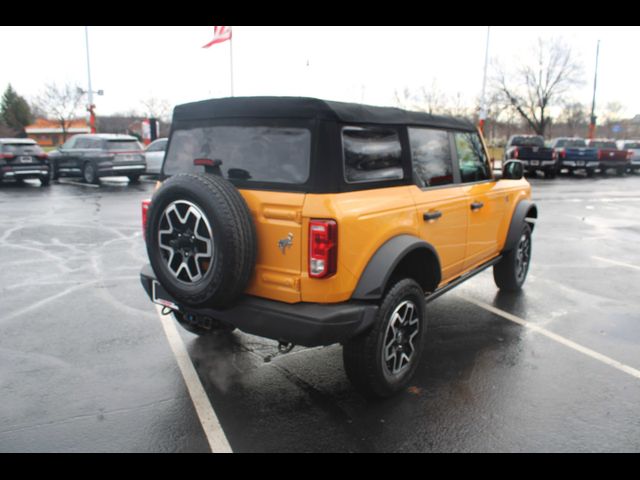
xmin=98 ymin=163 xmax=146 ymax=177
xmin=1 ymin=164 xmax=49 ymax=180
xmin=560 ymin=159 xmax=598 ymax=168
xmin=519 ymin=159 xmax=556 ymax=169
xmin=599 ymin=160 xmax=630 ymax=168
xmin=140 ymin=264 xmax=378 ymax=347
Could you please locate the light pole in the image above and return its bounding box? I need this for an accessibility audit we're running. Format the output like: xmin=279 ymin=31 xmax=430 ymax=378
xmin=478 ymin=26 xmax=491 ymax=135
xmin=84 ymin=26 xmax=103 ymax=133
xmin=588 ymin=40 xmax=600 ymax=140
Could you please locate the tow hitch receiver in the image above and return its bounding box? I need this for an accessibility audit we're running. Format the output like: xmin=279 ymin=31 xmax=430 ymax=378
xmin=264 ymin=341 xmax=295 ymax=363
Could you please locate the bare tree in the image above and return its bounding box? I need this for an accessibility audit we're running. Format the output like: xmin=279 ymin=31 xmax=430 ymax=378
xmin=140 ymin=97 xmax=172 ymax=122
xmin=36 ymin=83 xmax=83 ymax=141
xmin=558 ymin=101 xmax=588 ymax=136
xmin=394 ymin=80 xmax=447 ymax=115
xmin=444 ymin=92 xmax=472 ymax=119
xmin=493 ymin=37 xmax=584 ymax=136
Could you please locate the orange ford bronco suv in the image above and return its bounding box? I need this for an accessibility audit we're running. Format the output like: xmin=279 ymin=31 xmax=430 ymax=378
xmin=140 ymin=97 xmax=537 ymax=397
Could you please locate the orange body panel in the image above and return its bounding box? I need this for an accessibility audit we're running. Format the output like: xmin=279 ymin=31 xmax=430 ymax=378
xmin=238 ymin=177 xmax=530 ymax=304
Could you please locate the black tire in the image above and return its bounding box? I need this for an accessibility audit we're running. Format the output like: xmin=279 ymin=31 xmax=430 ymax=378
xmin=544 ymin=169 xmax=556 ymax=179
xmin=494 ymin=223 xmax=532 ymax=292
xmin=146 ymin=173 xmax=256 ymax=307
xmin=82 ymin=162 xmax=99 ymax=184
xmin=40 ymin=175 xmax=50 ymax=187
xmin=128 ymin=174 xmax=140 ymax=183
xmin=173 ymin=311 xmax=235 ymax=336
xmin=343 ymin=278 xmax=427 ymax=398
xmin=616 ymin=167 xmax=625 ymax=176
xmin=49 ymin=161 xmax=59 ymax=181
xmin=586 ymin=168 xmax=595 ymax=178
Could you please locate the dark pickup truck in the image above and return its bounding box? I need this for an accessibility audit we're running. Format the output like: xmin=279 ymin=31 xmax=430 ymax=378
xmin=550 ymin=137 xmax=599 ymax=176
xmin=586 ymin=139 xmax=630 ymax=176
xmin=504 ymin=135 xmax=557 ymax=178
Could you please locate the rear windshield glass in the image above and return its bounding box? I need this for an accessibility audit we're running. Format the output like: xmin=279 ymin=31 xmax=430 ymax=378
xmin=107 ymin=140 xmax=143 ymax=151
xmin=164 ymin=126 xmax=311 ymax=184
xmin=556 ymin=139 xmax=586 ymax=148
xmin=590 ymin=141 xmax=617 ymax=149
xmin=511 ymin=136 xmax=544 ymax=147
xmin=624 ymin=142 xmax=640 ymax=149
xmin=2 ymin=143 xmax=44 ymax=154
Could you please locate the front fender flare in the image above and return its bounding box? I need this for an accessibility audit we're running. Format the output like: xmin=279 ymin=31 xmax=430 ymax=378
xmin=503 ymin=200 xmax=538 ymax=252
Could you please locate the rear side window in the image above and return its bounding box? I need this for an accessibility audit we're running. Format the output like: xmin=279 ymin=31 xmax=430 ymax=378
xmin=624 ymin=142 xmax=640 ymax=149
xmin=343 ymin=126 xmax=403 ymax=183
xmin=147 ymin=139 xmax=167 ymax=152
xmin=164 ymin=126 xmax=311 ymax=184
xmin=408 ymin=128 xmax=453 ymax=187
xmin=454 ymin=132 xmax=491 ymax=183
xmin=75 ymin=138 xmax=91 ymax=149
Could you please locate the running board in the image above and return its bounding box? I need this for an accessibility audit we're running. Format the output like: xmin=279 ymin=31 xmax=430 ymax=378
xmin=425 ymin=255 xmax=502 ymax=304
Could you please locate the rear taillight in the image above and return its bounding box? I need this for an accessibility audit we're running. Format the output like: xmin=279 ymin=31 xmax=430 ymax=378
xmin=309 ymin=219 xmax=337 ymax=279
xmin=628 ymin=150 xmax=633 ymax=160
xmin=560 ymin=149 xmax=566 ymax=159
xmin=36 ymin=153 xmax=48 ymax=159
xmin=0 ymin=154 xmax=15 ymax=160
xmin=598 ymin=150 xmax=602 ymax=160
xmin=142 ymin=199 xmax=151 ymax=240
xmin=513 ymin=147 xmax=519 ymax=159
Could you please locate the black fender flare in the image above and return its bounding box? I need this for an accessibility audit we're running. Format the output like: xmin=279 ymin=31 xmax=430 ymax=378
xmin=503 ymin=200 xmax=538 ymax=252
xmin=351 ymin=235 xmax=441 ymax=301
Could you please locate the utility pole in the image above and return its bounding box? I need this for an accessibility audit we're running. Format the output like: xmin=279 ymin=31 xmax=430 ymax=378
xmin=588 ymin=40 xmax=600 ymax=140
xmin=83 ymin=27 xmax=104 ymax=133
xmin=478 ymin=26 xmax=491 ymax=134
xmin=84 ymin=26 xmax=96 ymax=133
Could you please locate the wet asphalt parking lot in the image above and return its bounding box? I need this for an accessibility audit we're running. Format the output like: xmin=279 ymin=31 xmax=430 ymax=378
xmin=1 ymin=172 xmax=639 ymax=453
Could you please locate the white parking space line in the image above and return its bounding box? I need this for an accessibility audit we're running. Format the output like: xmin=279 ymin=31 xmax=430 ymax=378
xmin=592 ymin=256 xmax=640 ymax=272
xmin=463 ymin=297 xmax=640 ymax=381
xmin=57 ymin=179 xmax=99 ymax=188
xmin=155 ymin=305 xmax=232 ymax=453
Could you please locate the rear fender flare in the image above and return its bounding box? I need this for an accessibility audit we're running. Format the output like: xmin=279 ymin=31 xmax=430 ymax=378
xmin=351 ymin=235 xmax=441 ymax=301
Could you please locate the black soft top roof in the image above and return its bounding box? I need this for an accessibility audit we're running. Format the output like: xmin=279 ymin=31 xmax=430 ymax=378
xmin=173 ymin=96 xmax=476 ymax=132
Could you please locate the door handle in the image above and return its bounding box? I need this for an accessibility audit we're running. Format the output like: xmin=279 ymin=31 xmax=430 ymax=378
xmin=470 ymin=201 xmax=484 ymax=211
xmin=423 ymin=210 xmax=443 ymax=221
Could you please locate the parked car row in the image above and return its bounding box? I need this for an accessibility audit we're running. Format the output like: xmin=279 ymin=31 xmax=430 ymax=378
xmin=0 ymin=135 xmax=168 ymax=187
xmin=503 ymin=134 xmax=638 ymax=178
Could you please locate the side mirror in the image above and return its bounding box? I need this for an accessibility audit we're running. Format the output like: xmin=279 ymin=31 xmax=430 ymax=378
xmin=501 ymin=160 xmax=524 ymax=180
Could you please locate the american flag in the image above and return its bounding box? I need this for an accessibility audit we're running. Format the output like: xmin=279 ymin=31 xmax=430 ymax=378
xmin=202 ymin=26 xmax=232 ymax=48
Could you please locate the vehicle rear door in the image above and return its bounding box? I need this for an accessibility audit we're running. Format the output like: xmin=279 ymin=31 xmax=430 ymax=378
xmin=56 ymin=136 xmax=80 ymax=173
xmin=74 ymin=137 xmax=94 ymax=169
xmin=453 ymin=131 xmax=507 ymax=270
xmin=408 ymin=127 xmax=468 ymax=283
xmin=164 ymin=123 xmax=312 ymax=304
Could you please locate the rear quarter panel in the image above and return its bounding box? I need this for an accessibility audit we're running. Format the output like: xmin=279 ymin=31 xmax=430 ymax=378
xmin=300 ymin=186 xmax=419 ymax=303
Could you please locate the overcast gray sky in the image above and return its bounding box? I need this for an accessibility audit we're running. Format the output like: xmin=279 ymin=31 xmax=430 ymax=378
xmin=1 ymin=26 xmax=638 ymax=119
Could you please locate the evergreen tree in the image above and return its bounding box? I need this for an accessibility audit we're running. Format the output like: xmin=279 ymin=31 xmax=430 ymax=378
xmin=1 ymin=84 xmax=34 ymax=137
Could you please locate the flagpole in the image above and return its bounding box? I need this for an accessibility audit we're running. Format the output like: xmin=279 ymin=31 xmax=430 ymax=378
xmin=478 ymin=26 xmax=491 ymax=135
xmin=229 ymin=32 xmax=234 ymax=97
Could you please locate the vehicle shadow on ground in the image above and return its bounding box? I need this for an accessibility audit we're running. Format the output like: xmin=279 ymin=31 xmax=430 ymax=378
xmin=180 ymin=296 xmax=528 ymax=452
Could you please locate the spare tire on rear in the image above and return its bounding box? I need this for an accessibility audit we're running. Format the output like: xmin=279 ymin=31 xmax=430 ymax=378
xmin=146 ymin=173 xmax=256 ymax=307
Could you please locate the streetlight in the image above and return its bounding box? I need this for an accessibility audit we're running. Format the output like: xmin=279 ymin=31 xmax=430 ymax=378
xmin=83 ymin=26 xmax=104 ymax=134
xmin=77 ymin=87 xmax=104 ymax=134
